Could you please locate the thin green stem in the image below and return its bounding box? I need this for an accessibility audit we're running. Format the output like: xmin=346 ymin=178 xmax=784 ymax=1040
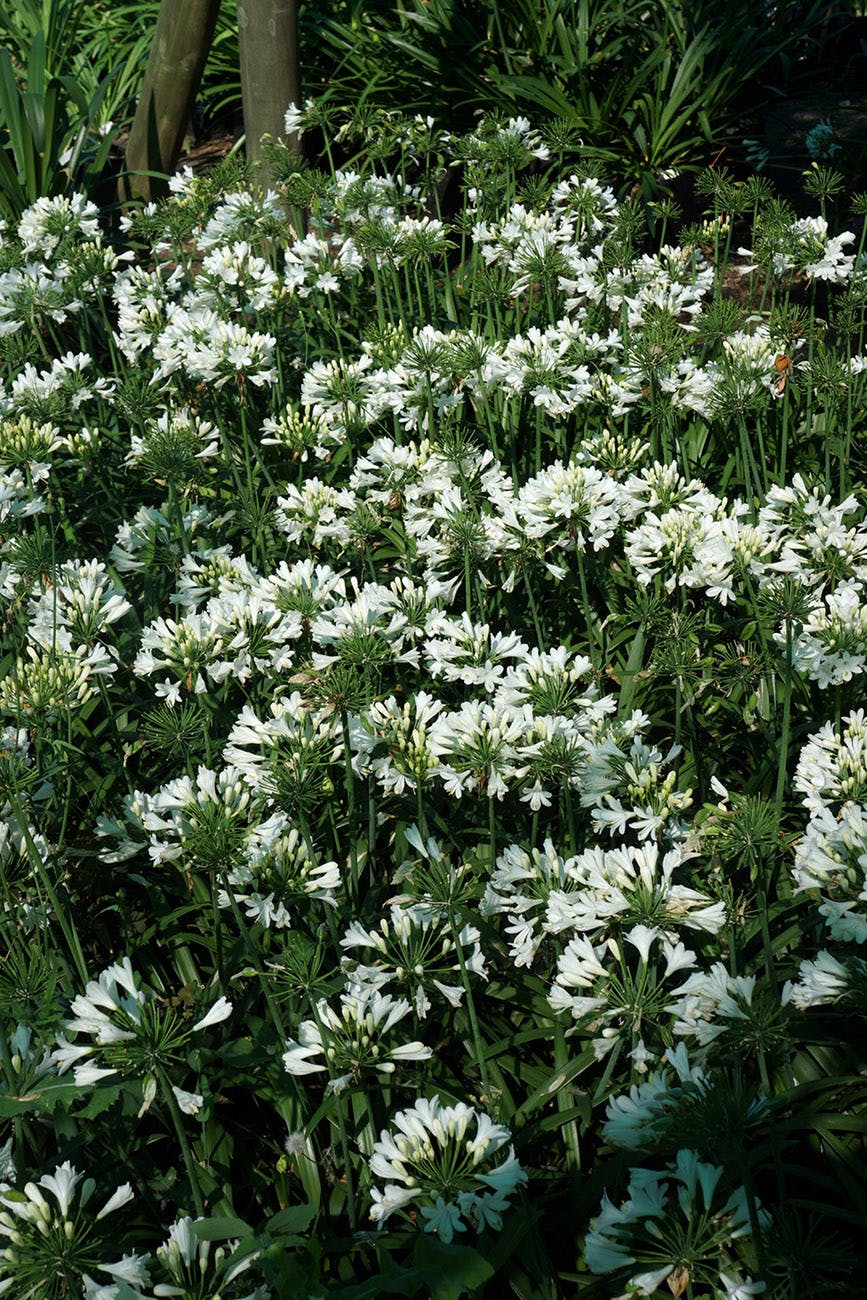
xmin=450 ymin=912 xmax=491 ymax=1100
xmin=219 ymin=870 xmax=287 ymax=1040
xmin=774 ymin=619 xmax=794 ymax=819
xmin=6 ymin=789 xmax=88 ymax=986
xmin=157 ymin=1064 xmax=206 ymax=1219
xmin=553 ymin=1023 xmax=581 ymax=1172
xmin=342 ymin=711 xmax=359 ymax=910
xmin=334 ymin=1092 xmax=357 ymax=1231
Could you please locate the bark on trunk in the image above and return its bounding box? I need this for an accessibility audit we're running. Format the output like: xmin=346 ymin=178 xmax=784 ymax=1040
xmin=238 ymin=0 xmax=300 ymax=184
xmin=120 ymin=0 xmax=222 ymax=204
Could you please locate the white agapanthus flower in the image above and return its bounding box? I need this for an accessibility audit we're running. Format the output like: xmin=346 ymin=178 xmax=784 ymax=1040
xmin=154 ymin=1214 xmax=268 ymax=1298
xmin=792 ymin=800 xmax=867 ymax=942
xmin=584 ymin=1149 xmax=767 ymax=1295
xmin=340 ymin=901 xmax=486 ymax=1017
xmin=0 ymin=1161 xmax=139 ymax=1296
xmin=368 ymin=1096 xmax=526 ymax=1240
xmin=782 ymin=950 xmax=852 ymax=1009
xmin=282 ymin=988 xmax=431 ymax=1092
xmin=794 ymin=710 xmax=867 ymax=814
xmin=789 ymin=583 xmax=867 ymax=687
xmin=17 ymin=192 xmax=101 ymax=257
xmin=52 ymin=957 xmax=231 ymax=1089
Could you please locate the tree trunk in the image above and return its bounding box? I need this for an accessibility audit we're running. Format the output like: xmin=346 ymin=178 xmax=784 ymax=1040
xmin=120 ymin=0 xmax=222 ymax=204
xmin=238 ymin=0 xmax=300 ymax=185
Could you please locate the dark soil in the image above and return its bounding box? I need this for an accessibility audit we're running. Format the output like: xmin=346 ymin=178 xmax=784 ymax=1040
xmin=178 ymin=122 xmax=244 ymax=175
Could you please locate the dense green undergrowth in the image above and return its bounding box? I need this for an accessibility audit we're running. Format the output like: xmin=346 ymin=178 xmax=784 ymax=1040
xmin=0 ymin=0 xmax=858 ymax=219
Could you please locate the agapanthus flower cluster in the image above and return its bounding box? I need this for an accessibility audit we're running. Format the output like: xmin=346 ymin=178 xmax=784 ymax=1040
xmin=282 ymin=987 xmax=431 ymax=1093
xmin=340 ymin=901 xmax=487 ymax=1016
xmin=548 ymin=924 xmax=699 ymax=1059
xmin=52 ymin=957 xmax=231 ymax=1104
xmin=368 ymin=1096 xmax=526 ymax=1241
xmin=584 ymin=1149 xmax=767 ymax=1296
xmin=602 ymin=1042 xmax=769 ymax=1154
xmin=0 ymin=1160 xmax=139 ymax=1297
xmin=149 ymin=1214 xmax=270 ymax=1299
xmin=487 ymin=837 xmax=725 ymax=972
xmin=794 ymin=710 xmax=867 ymax=814
xmin=743 ymin=212 xmax=856 ymax=282
xmin=783 ymin=715 xmax=867 ymax=1011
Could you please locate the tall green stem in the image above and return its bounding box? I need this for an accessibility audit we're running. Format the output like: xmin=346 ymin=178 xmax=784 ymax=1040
xmin=7 ymin=790 xmax=88 ymax=986
xmin=341 ymin=711 xmax=359 ymax=909
xmin=774 ymin=618 xmax=793 ymax=820
xmin=157 ymin=1064 xmax=206 ymax=1219
xmin=450 ymin=913 xmax=491 ymax=1100
xmin=220 ymin=870 xmax=287 ymax=1040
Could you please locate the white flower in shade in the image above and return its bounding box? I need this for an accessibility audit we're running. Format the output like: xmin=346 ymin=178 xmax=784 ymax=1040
xmin=0 ymin=1139 xmax=14 ymax=1184
xmin=96 ymin=1251 xmax=152 ymax=1288
xmin=584 ymin=1149 xmax=766 ymax=1294
xmin=53 ymin=960 xmax=231 ymax=1098
xmin=420 ymin=1197 xmax=465 ymax=1242
xmin=781 ymin=950 xmax=852 ymax=1009
xmin=283 ymin=988 xmax=431 ymax=1088
xmin=192 ymin=996 xmax=233 ymax=1032
xmin=666 ymin=963 xmax=758 ymax=1044
xmin=171 ymin=1086 xmax=205 ymax=1116
xmin=580 ymin=729 xmax=693 ymax=842
xmin=481 ymin=838 xmax=584 ymax=967
xmin=817 ymin=898 xmax=867 ymax=943
xmin=368 ymin=1096 xmax=526 ymax=1240
xmin=95 ymin=1182 xmax=134 ymax=1220
xmin=792 ymin=800 xmax=867 ymax=941
xmin=603 ymin=1044 xmax=705 ymax=1149
xmin=340 ymin=902 xmax=486 ymax=1017
xmin=84 ymin=1248 xmax=153 ymax=1296
xmin=218 ymin=815 xmax=341 ymax=928
xmin=153 ymin=1214 xmax=265 ymax=1296
xmin=37 ymin=1162 xmax=81 ymax=1218
xmin=0 ymin=1162 xmax=136 ymax=1295
xmin=718 ymin=1273 xmax=766 ymax=1298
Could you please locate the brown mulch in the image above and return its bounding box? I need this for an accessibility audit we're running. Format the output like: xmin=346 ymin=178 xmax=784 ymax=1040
xmin=177 ymin=124 xmax=244 ymax=175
